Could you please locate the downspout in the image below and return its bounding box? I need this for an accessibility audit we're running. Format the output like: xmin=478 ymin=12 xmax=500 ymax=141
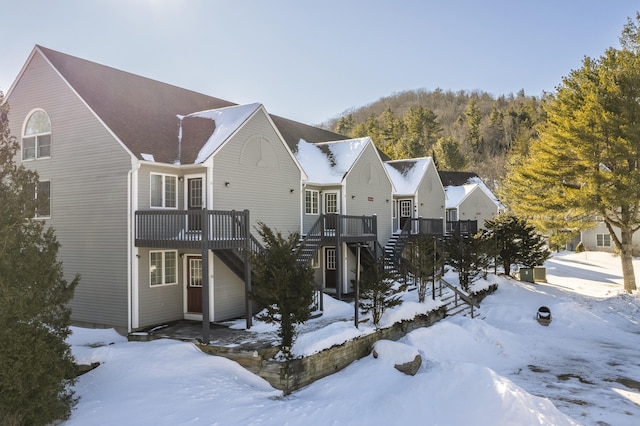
xmin=339 ymin=182 xmax=347 ymax=298
xmin=127 ymin=160 xmax=141 ymax=333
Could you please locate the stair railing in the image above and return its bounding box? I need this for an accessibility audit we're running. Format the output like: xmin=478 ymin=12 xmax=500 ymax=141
xmin=439 ymin=277 xmax=480 ymax=318
xmin=295 ymin=215 xmax=325 ymax=265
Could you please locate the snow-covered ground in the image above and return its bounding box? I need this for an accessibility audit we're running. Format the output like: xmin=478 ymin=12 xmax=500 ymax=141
xmin=65 ymin=251 xmax=640 ymax=425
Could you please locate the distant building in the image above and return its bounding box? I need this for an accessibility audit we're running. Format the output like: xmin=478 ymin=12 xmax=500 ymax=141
xmin=438 ymin=171 xmax=505 ymax=230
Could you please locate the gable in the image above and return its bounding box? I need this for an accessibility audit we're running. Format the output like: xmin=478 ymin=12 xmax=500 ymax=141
xmin=295 ymin=137 xmax=370 ymax=184
xmin=384 ymin=157 xmax=433 ymax=195
xmin=21 ymin=46 xmax=347 ymax=165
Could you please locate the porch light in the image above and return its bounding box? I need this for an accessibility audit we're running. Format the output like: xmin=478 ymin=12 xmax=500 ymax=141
xmin=352 ymin=195 xmax=356 ymax=199
xmin=224 ymin=182 xmax=230 ymax=187
xmin=290 ymin=188 xmax=295 ymax=193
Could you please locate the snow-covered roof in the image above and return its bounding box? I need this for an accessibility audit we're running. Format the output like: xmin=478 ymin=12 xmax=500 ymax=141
xmin=444 ymin=176 xmax=504 ymax=210
xmin=181 ymin=103 xmax=261 ymax=164
xmin=384 ymin=157 xmax=433 ymax=195
xmin=294 ymin=137 xmax=370 ymax=184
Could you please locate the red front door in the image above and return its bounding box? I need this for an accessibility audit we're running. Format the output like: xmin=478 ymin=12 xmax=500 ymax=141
xmin=400 ymin=200 xmax=412 ymax=230
xmin=186 ymin=256 xmax=202 ymax=313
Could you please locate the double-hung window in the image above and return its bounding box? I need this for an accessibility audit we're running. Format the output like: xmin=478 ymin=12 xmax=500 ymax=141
xmin=149 ymin=251 xmax=177 ymax=286
xmin=150 ymin=173 xmax=177 ymax=208
xmin=22 ymin=110 xmax=51 ymax=160
xmin=596 ymin=234 xmax=611 ymax=247
xmin=305 ymin=189 xmax=319 ymax=215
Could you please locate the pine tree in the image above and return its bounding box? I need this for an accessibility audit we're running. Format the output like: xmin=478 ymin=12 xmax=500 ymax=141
xmin=0 ymin=93 xmax=79 ymax=426
xmin=502 ymin=14 xmax=640 ymax=292
xmin=483 ymin=213 xmax=550 ymax=275
xmin=248 ymin=222 xmax=316 ymax=359
xmin=359 ymin=256 xmax=405 ymax=326
xmin=335 ymin=114 xmax=355 ymax=135
xmin=464 ymin=97 xmax=483 ymax=156
xmin=402 ymin=235 xmax=442 ymax=302
xmin=444 ymin=233 xmax=487 ymax=291
xmin=433 ymin=136 xmax=468 ymax=171
xmin=397 ymin=106 xmax=442 ymax=158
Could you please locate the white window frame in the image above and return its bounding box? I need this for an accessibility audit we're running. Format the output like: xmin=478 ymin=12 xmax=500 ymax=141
xmin=305 ymin=189 xmax=319 ymax=215
xmin=22 ymin=109 xmax=52 ymax=161
xmin=596 ymin=233 xmax=611 ymax=247
xmin=188 ymin=257 xmax=203 ymax=287
xmin=324 ymin=191 xmax=339 ymax=214
xmin=150 ymin=173 xmax=178 ymax=208
xmin=149 ymin=250 xmax=178 ymax=286
xmin=35 ymin=180 xmax=51 ymax=219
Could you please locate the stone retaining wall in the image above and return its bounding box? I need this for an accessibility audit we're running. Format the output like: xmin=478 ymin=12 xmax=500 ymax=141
xmin=199 ymin=306 xmax=446 ymax=394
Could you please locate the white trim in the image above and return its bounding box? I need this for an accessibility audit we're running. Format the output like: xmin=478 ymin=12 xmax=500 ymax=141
xmin=194 ymin=104 xmax=261 ymax=164
xmin=150 ymin=172 xmax=178 ymax=209
xmin=181 ymin=251 xmax=214 ymax=321
xmin=149 ymin=250 xmax=179 ymax=287
xmin=21 ymin=108 xmax=52 ymax=161
xmin=260 ymin=105 xmax=309 ymax=181
xmin=28 ymin=46 xmax=138 ymax=162
xmin=304 ymin=189 xmax=319 ymax=215
xmin=323 ymin=190 xmax=340 ymax=215
xmin=183 ymin=173 xmax=205 ymax=210
xmin=129 ymin=160 xmax=140 ymax=331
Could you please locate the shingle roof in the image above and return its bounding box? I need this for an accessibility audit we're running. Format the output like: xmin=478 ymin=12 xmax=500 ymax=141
xmin=384 ymin=158 xmax=433 ymax=195
xmin=36 ymin=45 xmax=347 ymax=164
xmin=437 ymin=171 xmax=479 ymax=187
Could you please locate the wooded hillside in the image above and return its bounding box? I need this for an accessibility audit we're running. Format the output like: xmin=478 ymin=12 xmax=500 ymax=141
xmin=322 ymin=88 xmax=544 ymax=192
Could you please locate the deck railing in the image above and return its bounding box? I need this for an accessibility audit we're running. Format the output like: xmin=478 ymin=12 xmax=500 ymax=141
xmin=135 ymin=209 xmax=250 ymax=250
xmin=408 ymin=218 xmax=444 ymax=237
xmin=329 ymin=214 xmax=377 ymax=239
xmin=446 ymin=219 xmax=478 ymax=236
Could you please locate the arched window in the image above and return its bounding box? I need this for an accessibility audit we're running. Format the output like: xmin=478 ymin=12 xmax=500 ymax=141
xmin=22 ymin=109 xmax=51 ymax=160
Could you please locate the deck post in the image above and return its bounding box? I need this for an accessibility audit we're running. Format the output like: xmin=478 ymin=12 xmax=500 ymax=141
xmin=201 ymin=208 xmax=210 ymax=344
xmin=335 ymin=215 xmax=342 ymax=300
xmin=354 ymin=243 xmax=360 ymax=328
xmin=243 ymin=210 xmax=253 ymax=329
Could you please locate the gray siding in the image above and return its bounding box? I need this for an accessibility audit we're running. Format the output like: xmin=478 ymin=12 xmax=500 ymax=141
xmin=344 ymin=143 xmax=394 ymax=245
xmin=207 ymin=110 xmax=301 ymax=320
xmin=7 ymin=51 xmax=133 ymax=329
xmin=579 ymin=222 xmax=640 ymax=253
xmin=137 ymin=248 xmax=184 ymax=326
xmin=459 ymin=188 xmax=498 ymax=229
xmin=136 ymin=164 xmax=207 ymax=209
xmin=416 ymin=163 xmax=446 ymax=224
xmin=302 ymin=184 xmax=322 ymax=234
xmin=211 ymin=109 xmax=302 ymax=237
xmin=212 ymin=255 xmax=246 ymax=321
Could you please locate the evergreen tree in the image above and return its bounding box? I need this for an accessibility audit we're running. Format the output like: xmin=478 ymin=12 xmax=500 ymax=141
xmin=359 ymin=256 xmax=405 ymax=326
xmin=483 ymin=213 xmax=550 ymax=275
xmin=335 ymin=114 xmax=355 ymax=135
xmin=502 ymin=14 xmax=640 ymax=292
xmin=464 ymin=96 xmax=483 ymax=156
xmin=0 ymin=93 xmax=79 ymax=426
xmin=444 ymin=233 xmax=487 ymax=291
xmin=433 ymin=136 xmax=468 ymax=171
xmin=397 ymin=106 xmax=442 ymax=158
xmin=248 ymin=222 xmax=316 ymax=359
xmin=402 ymin=235 xmax=442 ymax=302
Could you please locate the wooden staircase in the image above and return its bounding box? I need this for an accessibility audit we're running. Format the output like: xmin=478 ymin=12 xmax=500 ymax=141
xmin=436 ymin=278 xmax=481 ymax=319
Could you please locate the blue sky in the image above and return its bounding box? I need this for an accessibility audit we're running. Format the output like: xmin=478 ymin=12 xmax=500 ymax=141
xmin=1 ymin=0 xmax=636 ymax=124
